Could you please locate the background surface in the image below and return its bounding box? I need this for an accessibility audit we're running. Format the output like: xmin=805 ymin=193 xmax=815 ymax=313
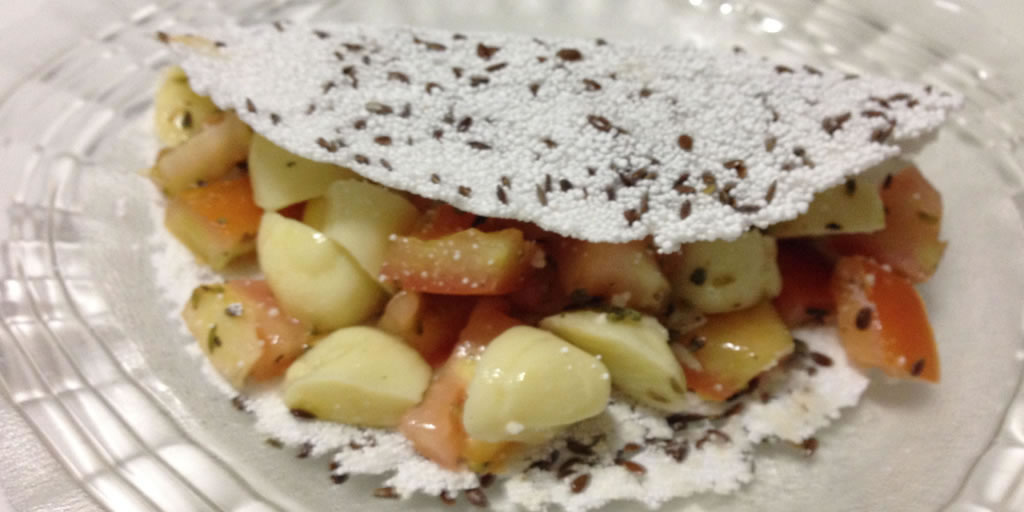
xmin=0 ymin=1 xmax=1021 ymax=511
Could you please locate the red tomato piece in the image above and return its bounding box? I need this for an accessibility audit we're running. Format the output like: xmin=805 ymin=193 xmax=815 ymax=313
xmin=551 ymin=239 xmax=670 ymax=313
xmin=380 ymin=228 xmax=538 ymax=295
xmin=399 ymin=299 xmax=521 ymax=470
xmin=377 ymin=291 xmax=476 ymax=367
xmin=831 ymin=256 xmax=940 ymax=382
xmin=227 ymin=279 xmax=312 ymax=380
xmin=824 ymin=165 xmax=946 ymax=282
xmin=457 ymin=298 xmax=523 ymax=348
xmin=772 ymin=241 xmax=836 ymax=327
xmin=398 ymin=365 xmax=468 ymax=470
xmin=164 ymin=175 xmax=263 ymax=269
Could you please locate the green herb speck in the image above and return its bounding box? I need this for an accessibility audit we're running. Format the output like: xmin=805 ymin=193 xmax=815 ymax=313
xmin=207 ymin=325 xmax=222 ymax=352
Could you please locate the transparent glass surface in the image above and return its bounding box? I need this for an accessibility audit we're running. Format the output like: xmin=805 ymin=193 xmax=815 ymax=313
xmin=0 ymin=1 xmax=1023 ymax=511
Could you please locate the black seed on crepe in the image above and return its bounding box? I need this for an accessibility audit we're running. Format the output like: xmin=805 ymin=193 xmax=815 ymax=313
xmin=679 ymin=200 xmax=692 ymax=219
xmin=529 ymin=82 xmax=540 ymax=96
xmin=470 ymin=76 xmax=490 ymax=87
xmin=365 ymin=102 xmax=393 ymax=115
xmin=775 ymin=65 xmax=794 ymax=74
xmin=822 ymin=112 xmax=852 ymax=135
xmin=583 ymin=78 xmax=602 ymax=91
xmin=587 ymin=115 xmax=613 ymax=132
xmin=618 ymin=459 xmax=647 ymax=475
xmin=804 ymin=65 xmax=823 ymax=76
xmin=297 ymin=442 xmax=313 ymax=458
xmin=479 ymin=473 xmax=496 ymax=488
xmin=695 ymin=429 xmax=731 ymax=449
xmin=486 ymin=62 xmax=508 ymax=72
xmin=245 ymin=98 xmax=257 ymax=113
xmin=265 ymin=438 xmax=284 ymax=449
xmin=665 ymin=442 xmax=688 ymax=462
xmin=387 ymin=71 xmax=410 ymax=83
xmin=800 ymin=438 xmax=819 ymax=456
xmin=810 ymin=352 xmax=833 ymax=367
xmin=465 ymin=488 xmax=488 ymax=507
xmin=458 ymin=186 xmax=472 ymax=197
xmin=557 ymin=48 xmax=583 ymax=61
xmin=331 ymin=473 xmax=349 ymax=484
xmin=536 ymin=185 xmax=548 ymax=206
xmin=354 ymin=154 xmax=370 ymax=165
xmin=570 ymin=474 xmax=591 ymax=494
xmin=477 ymin=43 xmax=500 ymax=60
xmin=374 ymin=135 xmax=392 ymax=146
xmin=439 ymin=490 xmax=457 ymax=505
xmin=425 ymin=82 xmax=443 ymax=94
xmin=457 ymin=117 xmax=473 ymax=132
xmin=467 ymin=141 xmax=491 ymax=150
xmin=677 ymin=134 xmax=694 ymax=151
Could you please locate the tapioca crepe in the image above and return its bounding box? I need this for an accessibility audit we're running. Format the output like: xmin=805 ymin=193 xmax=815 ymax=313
xmin=153 ymin=20 xmax=957 ymax=511
xmin=165 ymin=22 xmax=960 ymax=251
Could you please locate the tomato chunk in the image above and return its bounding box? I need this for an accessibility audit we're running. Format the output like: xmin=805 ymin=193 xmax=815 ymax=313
xmin=681 ymin=301 xmax=794 ymax=401
xmin=377 ymin=291 xmax=475 ymax=366
xmin=831 ymin=256 xmax=940 ymax=382
xmin=824 ymin=165 xmax=946 ymax=282
xmin=398 ymin=363 xmax=470 ymax=470
xmin=380 ymin=228 xmax=538 ymax=295
xmin=399 ymin=299 xmax=521 ymax=470
xmin=457 ymin=298 xmax=523 ymax=349
xmin=552 ymin=239 xmax=670 ymax=313
xmin=229 ymin=280 xmax=312 ymax=380
xmin=165 ymin=175 xmax=262 ymax=269
xmin=182 ymin=279 xmax=310 ymax=387
xmin=772 ymin=241 xmax=835 ymax=327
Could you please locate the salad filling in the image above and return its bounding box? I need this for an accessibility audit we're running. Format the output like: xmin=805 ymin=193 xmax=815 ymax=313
xmin=149 ymin=22 xmax=957 ymax=511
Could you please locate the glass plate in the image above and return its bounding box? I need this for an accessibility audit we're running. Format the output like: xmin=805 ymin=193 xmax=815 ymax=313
xmin=1 ymin=1 xmax=1023 ymax=511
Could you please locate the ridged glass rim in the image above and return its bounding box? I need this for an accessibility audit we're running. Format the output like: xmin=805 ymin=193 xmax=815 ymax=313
xmin=0 ymin=1 xmax=1020 ymax=511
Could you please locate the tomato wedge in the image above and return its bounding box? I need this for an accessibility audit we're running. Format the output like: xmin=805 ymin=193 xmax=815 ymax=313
xmin=772 ymin=241 xmax=835 ymax=327
xmin=377 ymin=291 xmax=475 ymax=367
xmin=399 ymin=299 xmax=522 ymax=470
xmin=380 ymin=228 xmax=538 ymax=295
xmin=824 ymin=165 xmax=946 ymax=282
xmin=831 ymin=256 xmax=940 ymax=382
xmin=164 ymin=175 xmax=262 ymax=269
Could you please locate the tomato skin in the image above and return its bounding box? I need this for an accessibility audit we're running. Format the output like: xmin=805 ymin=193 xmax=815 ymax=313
xmin=165 ymin=175 xmax=263 ymax=269
xmin=824 ymin=166 xmax=946 ymax=282
xmin=398 ymin=365 xmax=468 ymax=470
xmin=380 ymin=228 xmax=538 ymax=296
xmin=398 ymin=299 xmax=522 ymax=470
xmin=377 ymin=291 xmax=475 ymax=367
xmin=831 ymin=256 xmax=940 ymax=382
xmin=457 ymin=298 xmax=523 ymax=348
xmin=772 ymin=241 xmax=835 ymax=327
xmin=682 ymin=301 xmax=794 ymax=401
xmin=228 ymin=279 xmax=311 ymax=380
